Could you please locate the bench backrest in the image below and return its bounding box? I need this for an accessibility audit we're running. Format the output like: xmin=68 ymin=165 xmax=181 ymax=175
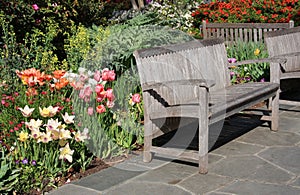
xmin=201 ymin=20 xmax=294 ymax=44
xmin=133 ymin=38 xmax=230 ymax=106
xmin=264 ymin=26 xmax=300 ymax=72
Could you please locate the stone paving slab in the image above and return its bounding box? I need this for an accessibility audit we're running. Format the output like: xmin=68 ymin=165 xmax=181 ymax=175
xmin=47 ymin=184 xmax=100 ymax=195
xmin=177 ymin=173 xmax=234 ymax=194
xmin=211 ymin=140 xmax=265 ymax=156
xmin=215 ymin=180 xmax=300 ymax=195
xmin=209 ymin=155 xmax=294 ymax=184
xmin=71 ymin=166 xmax=144 ymax=192
xmin=236 ymin=126 xmax=300 ymax=147
xmin=258 ymin=146 xmax=300 ymax=175
xmin=291 ymin=177 xmax=300 ymax=187
xmin=129 ymin=161 xmax=198 ymax=184
xmin=103 ymin=182 xmax=192 ymax=195
xmin=278 ymin=115 xmax=300 ymax=134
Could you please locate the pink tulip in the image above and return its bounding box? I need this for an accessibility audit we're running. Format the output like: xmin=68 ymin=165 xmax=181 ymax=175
xmin=87 ymin=107 xmax=94 ymax=116
xmin=106 ymin=101 xmax=114 ymax=108
xmin=32 ymin=4 xmax=39 ymax=11
xmin=132 ymin=93 xmax=141 ymax=103
xmin=94 ymin=70 xmax=101 ymax=82
xmin=96 ymin=105 xmax=106 ymax=114
xmin=228 ymin=58 xmax=237 ymax=63
xmin=102 ymin=68 xmax=115 ymax=81
xmin=95 ymin=84 xmax=104 ymax=94
xmin=106 ymin=88 xmax=115 ymax=102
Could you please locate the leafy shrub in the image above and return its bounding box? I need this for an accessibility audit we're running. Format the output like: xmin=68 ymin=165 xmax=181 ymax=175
xmin=145 ymin=0 xmax=200 ymax=32
xmin=192 ymin=0 xmax=300 ymax=28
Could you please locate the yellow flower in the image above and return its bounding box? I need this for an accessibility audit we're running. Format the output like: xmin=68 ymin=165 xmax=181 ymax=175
xmin=39 ymin=107 xmax=50 ymax=117
xmin=39 ymin=106 xmax=59 ymax=117
xmin=18 ymin=131 xmax=29 ymax=142
xmin=59 ymin=143 xmax=74 ymax=163
xmin=19 ymin=105 xmax=35 ymax=117
xmin=254 ymin=48 xmax=260 ymax=56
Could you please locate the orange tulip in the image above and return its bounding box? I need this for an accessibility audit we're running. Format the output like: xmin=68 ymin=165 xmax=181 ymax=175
xmin=53 ymin=70 xmax=66 ymax=79
xmin=55 ymin=78 xmax=69 ymax=90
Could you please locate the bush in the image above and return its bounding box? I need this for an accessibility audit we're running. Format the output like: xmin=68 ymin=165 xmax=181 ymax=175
xmin=192 ymin=0 xmax=300 ymax=28
xmin=145 ymin=0 xmax=200 ymax=32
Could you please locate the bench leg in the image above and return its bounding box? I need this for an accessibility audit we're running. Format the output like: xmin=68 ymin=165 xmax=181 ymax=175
xmin=199 ymin=87 xmax=209 ymax=174
xmin=271 ymin=92 xmax=279 ymax=131
xmin=199 ymin=115 xmax=208 ymax=174
xmin=143 ymin=116 xmax=153 ymax=163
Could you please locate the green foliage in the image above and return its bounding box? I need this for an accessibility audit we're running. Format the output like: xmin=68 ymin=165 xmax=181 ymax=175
xmin=109 ymin=66 xmax=144 ymax=149
xmin=64 ymin=23 xmax=110 ymax=72
xmin=0 ymin=149 xmax=20 ymax=194
xmin=227 ymin=41 xmax=269 ymax=83
xmin=101 ymin=17 xmax=194 ymax=74
xmin=0 ymin=16 xmax=62 ymax=94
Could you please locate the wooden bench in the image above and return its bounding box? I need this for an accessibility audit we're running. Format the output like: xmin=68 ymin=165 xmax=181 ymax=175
xmin=201 ymin=20 xmax=294 ymax=45
xmin=133 ymin=38 xmax=284 ymax=174
xmin=264 ymin=26 xmax=300 ymax=106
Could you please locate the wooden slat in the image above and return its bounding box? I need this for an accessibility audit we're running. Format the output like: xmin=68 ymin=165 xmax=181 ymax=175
xmin=249 ymin=29 xmax=253 ymax=42
xmin=151 ymin=146 xmax=199 ymax=161
xmin=244 ymin=29 xmax=248 ymax=42
xmin=253 ymin=28 xmax=258 ymax=42
xmin=239 ymin=28 xmax=243 ymax=41
xmin=201 ymin=21 xmax=294 ymax=44
xmin=234 ymin=28 xmax=239 ymax=42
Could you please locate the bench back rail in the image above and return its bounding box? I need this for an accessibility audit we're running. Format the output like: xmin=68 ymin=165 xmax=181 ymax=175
xmin=201 ymin=20 xmax=294 ymax=44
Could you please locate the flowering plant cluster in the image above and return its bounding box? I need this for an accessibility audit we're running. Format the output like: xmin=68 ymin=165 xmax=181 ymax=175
xmin=146 ymin=0 xmax=198 ymax=32
xmin=227 ymin=41 xmax=269 ymax=83
xmin=0 ymin=68 xmax=94 ymax=193
xmin=65 ymin=67 xmax=116 ymax=116
xmin=16 ymin=104 xmax=89 ymax=163
xmin=192 ymin=0 xmax=300 ymax=30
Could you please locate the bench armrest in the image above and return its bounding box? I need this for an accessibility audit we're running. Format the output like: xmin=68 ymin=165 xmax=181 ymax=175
xmin=228 ymin=57 xmax=287 ymax=67
xmin=271 ymin=51 xmax=300 ymax=58
xmin=142 ymin=79 xmax=216 ymax=91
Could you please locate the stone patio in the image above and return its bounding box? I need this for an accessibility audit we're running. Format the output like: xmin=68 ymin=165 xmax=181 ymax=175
xmin=49 ymin=90 xmax=300 ymax=195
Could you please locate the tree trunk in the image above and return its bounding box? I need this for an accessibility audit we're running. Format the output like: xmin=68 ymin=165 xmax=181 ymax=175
xmin=137 ymin=0 xmax=144 ymax=9
xmin=130 ymin=0 xmax=139 ymax=10
xmin=130 ymin=0 xmax=145 ymax=10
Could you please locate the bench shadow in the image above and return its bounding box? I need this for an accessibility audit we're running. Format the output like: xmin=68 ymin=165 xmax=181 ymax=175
xmin=152 ymin=88 xmax=300 ymax=167
xmin=152 ymin=113 xmax=265 ymax=167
